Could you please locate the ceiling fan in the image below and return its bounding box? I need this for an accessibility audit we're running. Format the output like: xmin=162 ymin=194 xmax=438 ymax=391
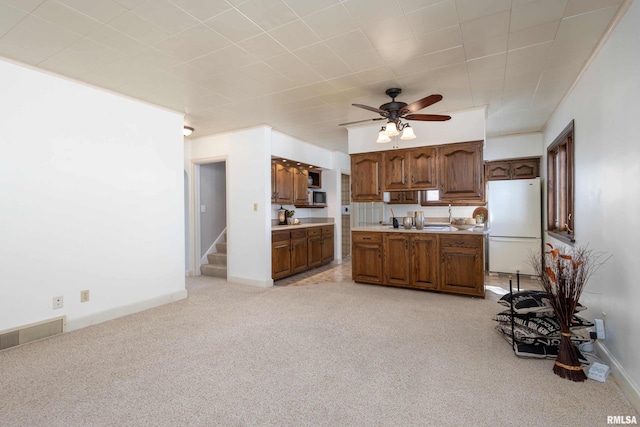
xmin=338 ymin=88 xmax=451 ymax=128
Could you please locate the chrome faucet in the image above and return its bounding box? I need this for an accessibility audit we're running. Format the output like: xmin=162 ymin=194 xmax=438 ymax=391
xmin=448 ymin=204 xmax=452 ymax=224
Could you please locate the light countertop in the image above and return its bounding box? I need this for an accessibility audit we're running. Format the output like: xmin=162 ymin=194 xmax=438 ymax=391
xmin=272 ymin=221 xmax=334 ymax=231
xmin=352 ymin=225 xmax=490 ymax=235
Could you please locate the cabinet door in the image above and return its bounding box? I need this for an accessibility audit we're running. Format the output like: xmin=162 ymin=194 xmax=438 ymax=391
xmin=384 ymin=233 xmax=410 ymax=285
xmin=439 ymin=235 xmax=484 ymax=297
xmin=383 ymin=150 xmax=409 ymax=190
xmin=290 ymin=237 xmax=308 ymax=273
xmin=387 ymin=191 xmax=418 ymax=204
xmin=352 ymin=232 xmax=383 ymax=283
xmin=411 ymin=235 xmax=438 ymax=290
xmin=440 ymin=141 xmax=484 ymax=201
xmin=293 ymin=167 xmax=309 ymax=205
xmin=307 ymin=228 xmax=322 ymax=268
xmin=511 ymin=158 xmax=539 ymax=179
xmin=409 ymin=147 xmax=437 ymax=189
xmin=272 ymin=239 xmax=291 ymax=279
xmin=351 ymin=153 xmax=382 ymax=202
xmin=485 ymin=161 xmax=511 ymax=181
xmin=275 ymin=164 xmax=294 ymax=204
xmin=321 ymin=226 xmax=334 ymax=264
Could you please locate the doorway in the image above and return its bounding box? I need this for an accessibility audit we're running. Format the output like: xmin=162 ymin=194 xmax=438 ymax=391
xmin=341 ymin=173 xmax=351 ymax=259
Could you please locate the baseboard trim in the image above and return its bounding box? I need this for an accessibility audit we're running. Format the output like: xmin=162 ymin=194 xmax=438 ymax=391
xmin=595 ymin=341 xmax=640 ymax=414
xmin=66 ymin=289 xmax=188 ymax=332
xmin=227 ymin=275 xmax=273 ymax=288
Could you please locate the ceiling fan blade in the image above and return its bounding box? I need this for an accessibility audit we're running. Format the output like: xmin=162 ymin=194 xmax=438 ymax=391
xmin=338 ymin=117 xmax=385 ymax=126
xmin=400 ymin=94 xmax=443 ymax=114
xmin=404 ymin=114 xmax=451 ymax=122
xmin=352 ymin=103 xmax=388 ymax=115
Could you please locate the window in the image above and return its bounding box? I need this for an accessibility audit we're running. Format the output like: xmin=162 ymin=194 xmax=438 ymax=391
xmin=547 ymin=120 xmax=575 ymax=243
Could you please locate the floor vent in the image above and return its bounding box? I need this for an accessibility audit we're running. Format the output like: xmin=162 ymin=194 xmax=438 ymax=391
xmin=0 ymin=316 xmax=66 ymax=351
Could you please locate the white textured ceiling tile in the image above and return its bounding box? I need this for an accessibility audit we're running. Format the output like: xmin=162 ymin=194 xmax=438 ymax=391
xmin=362 ymin=15 xmax=412 ymax=47
xmin=237 ymin=33 xmax=289 ymax=61
xmin=235 ymin=0 xmax=299 ymax=31
xmin=189 ymin=45 xmax=256 ymax=75
xmin=282 ymin=81 xmax=335 ymax=101
xmin=0 ymin=0 xmax=45 ymax=13
xmin=264 ymin=53 xmax=323 ymax=84
xmin=112 ymin=0 xmax=146 ymax=10
xmin=324 ymin=30 xmax=373 ymax=58
xmin=129 ymin=46 xmax=184 ymax=69
xmin=268 ymin=19 xmax=320 ymax=51
xmin=460 ymin=10 xmax=510 ymax=42
xmin=506 ymin=41 xmax=552 ymax=68
xmin=455 ymin=0 xmax=512 ymax=23
xmin=406 ymin=0 xmax=459 ymax=36
xmin=398 ymin=0 xmax=450 ymax=13
xmin=504 ymin=69 xmax=543 ymax=90
xmin=154 ymin=24 xmax=231 ymax=62
xmin=0 ymin=15 xmax=80 ymax=64
xmin=464 ymin=33 xmax=508 ymax=60
xmin=38 ymin=38 xmax=125 ymax=77
xmin=0 ymin=3 xmax=27 ymax=37
xmin=87 ymin=25 xmax=147 ymax=55
xmin=387 ymin=56 xmax=430 ymax=77
xmin=168 ymin=0 xmax=232 ymax=21
xmin=342 ymin=0 xmax=403 ymax=28
xmin=397 ymin=71 xmax=437 ymax=93
xmin=424 ymin=46 xmax=466 ymax=70
xmin=565 ymin=0 xmax=622 ymax=17
xmin=294 ymin=43 xmax=352 ymax=79
xmin=510 ymin=0 xmax=568 ymax=32
xmin=283 ymin=0 xmax=341 ymax=17
xmin=375 ymin=38 xmax=421 ymax=63
xmin=132 ymin=0 xmax=199 ymax=34
xmin=240 ymin=62 xmax=289 ymax=85
xmin=416 ymin=25 xmax=462 ymax=55
xmin=107 ymin=11 xmax=169 ymax=45
xmin=169 ymin=62 xmax=217 ymax=83
xmin=440 ymin=87 xmax=474 ymax=110
xmin=32 ymin=0 xmax=102 ymax=35
xmin=327 ymin=74 xmax=366 ymax=91
xmin=430 ymin=62 xmax=469 ymax=90
xmin=547 ymin=5 xmax=618 ymax=64
xmin=508 ymin=20 xmax=560 ymax=51
xmin=204 ymin=8 xmax=262 ymax=43
xmin=356 ymin=66 xmax=396 ymax=84
xmin=303 ymin=4 xmax=357 ymax=40
xmin=341 ymin=49 xmax=386 ymax=73
xmin=467 ymin=52 xmax=506 ymax=74
xmin=56 ymin=0 xmax=127 ymax=23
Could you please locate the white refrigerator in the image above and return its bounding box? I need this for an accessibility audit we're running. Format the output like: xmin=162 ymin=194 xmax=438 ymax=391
xmin=488 ymin=177 xmax=541 ymax=276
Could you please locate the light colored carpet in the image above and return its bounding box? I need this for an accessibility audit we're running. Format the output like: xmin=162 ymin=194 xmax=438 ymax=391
xmin=1 ymin=271 xmax=637 ymax=426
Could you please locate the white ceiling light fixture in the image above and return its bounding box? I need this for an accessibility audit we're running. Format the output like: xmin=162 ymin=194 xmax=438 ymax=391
xmin=383 ymin=121 xmax=398 ymax=136
xmin=400 ymin=124 xmax=416 ymax=140
xmin=376 ymin=127 xmax=391 ymax=143
xmin=183 ymin=126 xmax=194 ymax=136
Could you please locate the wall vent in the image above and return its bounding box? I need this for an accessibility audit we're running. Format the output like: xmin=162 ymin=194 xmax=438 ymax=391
xmin=0 ymin=316 xmax=66 ymax=351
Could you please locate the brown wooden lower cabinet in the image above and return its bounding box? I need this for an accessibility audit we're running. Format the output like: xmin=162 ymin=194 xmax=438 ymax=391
xmin=353 ymin=231 xmax=484 ymax=297
xmin=272 ymin=225 xmax=334 ymax=280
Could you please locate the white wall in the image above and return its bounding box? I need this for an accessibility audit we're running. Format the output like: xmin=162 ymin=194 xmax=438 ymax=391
xmin=347 ymin=107 xmax=486 ymax=154
xmin=484 ymin=133 xmax=543 ymax=161
xmin=543 ymin=0 xmax=640 ymax=409
xmin=0 ymin=59 xmax=186 ymax=332
xmin=189 ymin=127 xmax=272 ymax=287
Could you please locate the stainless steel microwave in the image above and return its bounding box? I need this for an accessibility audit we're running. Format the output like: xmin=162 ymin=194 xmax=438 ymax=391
xmin=313 ymin=191 xmax=326 ymax=205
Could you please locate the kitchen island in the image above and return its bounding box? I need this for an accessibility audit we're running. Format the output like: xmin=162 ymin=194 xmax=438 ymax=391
xmin=351 ymin=225 xmax=488 ymax=298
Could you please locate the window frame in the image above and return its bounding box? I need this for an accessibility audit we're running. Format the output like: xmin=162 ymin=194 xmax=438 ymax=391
xmin=547 ymin=120 xmax=575 ymax=244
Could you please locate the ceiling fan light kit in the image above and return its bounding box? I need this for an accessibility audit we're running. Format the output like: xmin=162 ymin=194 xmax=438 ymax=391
xmin=339 ymin=88 xmax=450 ymax=144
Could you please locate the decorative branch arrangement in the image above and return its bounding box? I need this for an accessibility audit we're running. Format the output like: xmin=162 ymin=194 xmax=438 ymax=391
xmin=530 ymin=243 xmax=609 ymax=381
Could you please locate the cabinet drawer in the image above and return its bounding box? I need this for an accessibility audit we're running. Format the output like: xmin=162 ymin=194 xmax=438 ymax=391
xmin=291 ymin=229 xmax=307 ymax=239
xmin=322 ymin=225 xmax=333 ymax=236
xmin=352 ymin=232 xmax=382 ymax=243
xmin=272 ymin=231 xmax=290 ymax=242
xmin=307 ymin=227 xmax=321 ymax=237
xmin=439 ymin=235 xmax=482 ymax=249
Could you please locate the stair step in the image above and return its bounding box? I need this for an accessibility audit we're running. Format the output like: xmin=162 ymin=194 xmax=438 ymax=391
xmin=216 ymin=242 xmax=227 ymax=254
xmin=207 ymin=252 xmax=227 ymax=266
xmin=200 ymin=264 xmax=227 ymax=278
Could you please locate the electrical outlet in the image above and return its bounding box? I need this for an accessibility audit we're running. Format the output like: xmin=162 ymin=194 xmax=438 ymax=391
xmin=80 ymin=290 xmax=90 ymax=303
xmin=595 ymin=318 xmax=606 ymax=340
xmin=53 ymin=296 xmax=64 ymax=310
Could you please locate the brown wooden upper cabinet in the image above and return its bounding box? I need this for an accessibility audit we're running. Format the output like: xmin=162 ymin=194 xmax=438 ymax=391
xmin=439 ymin=141 xmax=484 ymax=201
xmin=485 ymin=157 xmax=540 ymax=181
xmin=383 ymin=147 xmax=437 ymax=191
xmin=351 ymin=152 xmax=382 ymax=202
xmin=293 ymin=167 xmax=309 ymax=205
xmin=272 ymin=161 xmax=309 ymax=205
